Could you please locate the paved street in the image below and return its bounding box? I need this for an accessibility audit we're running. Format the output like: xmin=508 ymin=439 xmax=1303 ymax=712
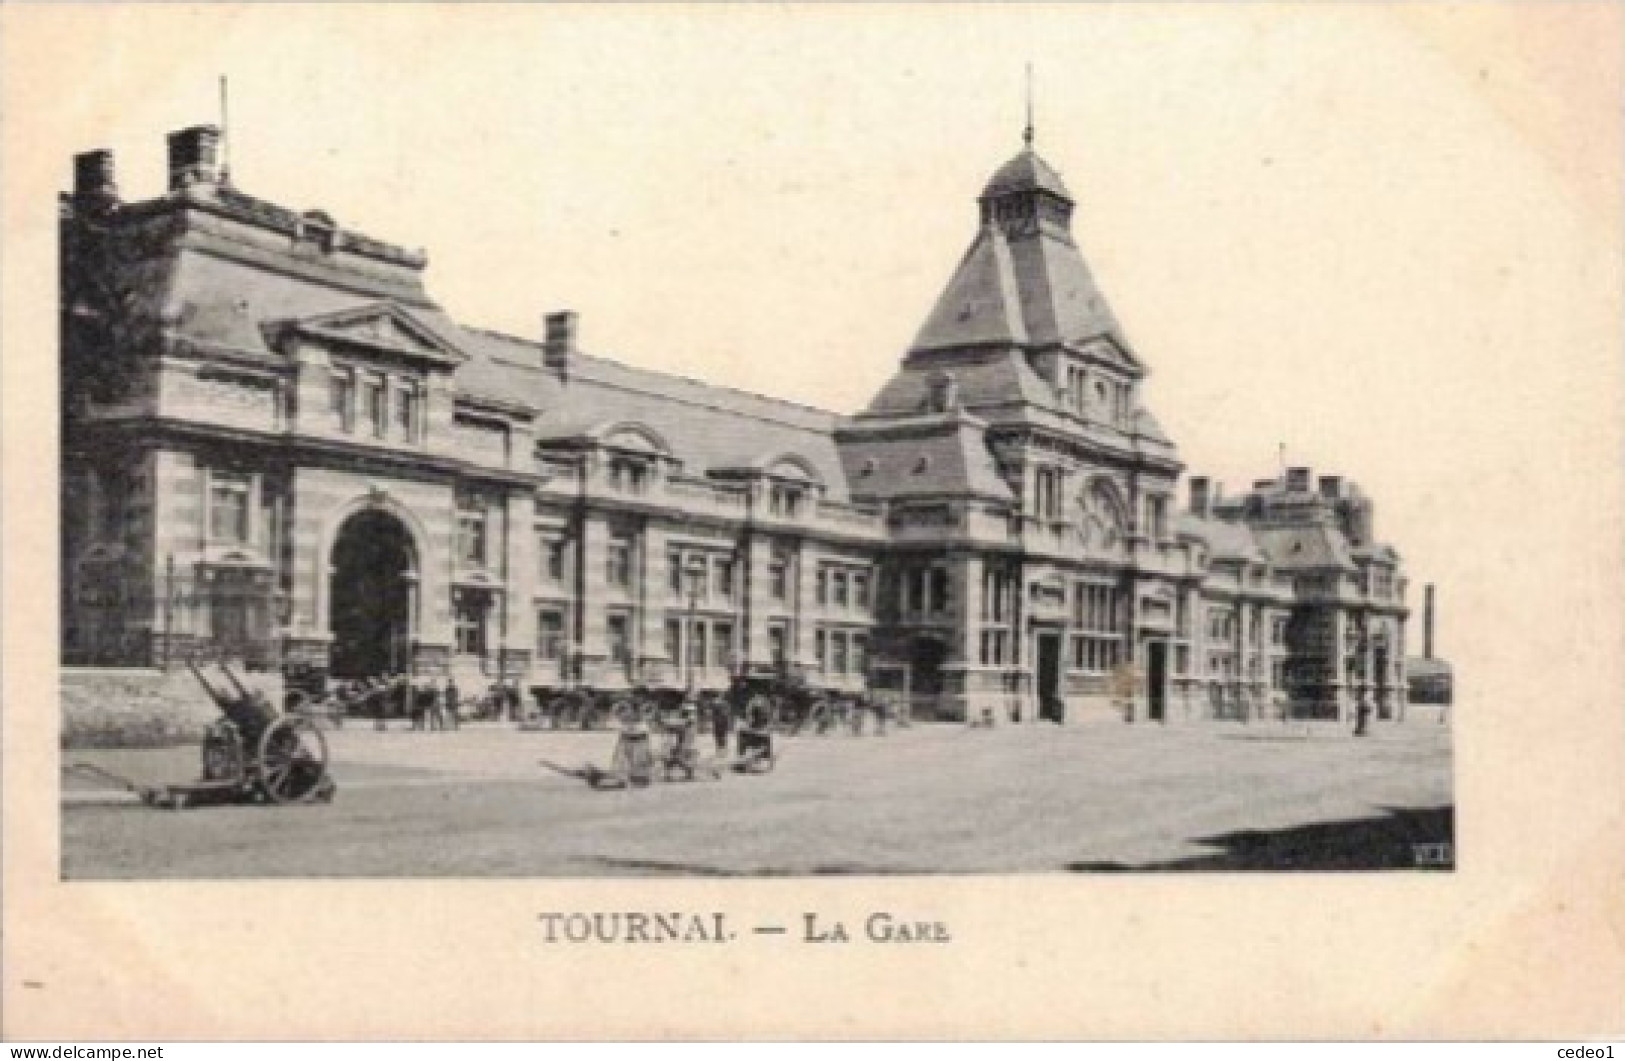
xmin=62 ymin=720 xmax=1452 ymax=878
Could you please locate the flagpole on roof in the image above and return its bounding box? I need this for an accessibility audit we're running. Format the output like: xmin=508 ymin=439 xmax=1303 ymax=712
xmin=219 ymin=75 xmax=232 ymax=186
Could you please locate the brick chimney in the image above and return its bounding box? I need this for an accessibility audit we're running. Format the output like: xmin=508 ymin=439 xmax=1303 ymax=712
xmin=1286 ymin=466 xmax=1312 ymax=493
xmin=1318 ymin=475 xmax=1342 ymax=499
xmin=72 ymin=149 xmax=119 ymax=208
xmin=544 ymin=311 xmax=578 ymax=377
xmin=1188 ymin=476 xmax=1211 ymax=518
xmin=167 ymin=125 xmax=222 ymax=191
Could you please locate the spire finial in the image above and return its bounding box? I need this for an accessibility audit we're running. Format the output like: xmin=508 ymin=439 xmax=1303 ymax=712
xmin=1023 ymin=62 xmax=1035 ymax=148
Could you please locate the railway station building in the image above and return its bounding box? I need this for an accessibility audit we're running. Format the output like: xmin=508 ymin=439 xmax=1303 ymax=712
xmin=60 ymin=123 xmax=1412 ymax=724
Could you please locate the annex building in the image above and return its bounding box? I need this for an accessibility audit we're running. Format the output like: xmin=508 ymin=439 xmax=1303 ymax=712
xmin=60 ymin=123 xmax=1412 ymax=724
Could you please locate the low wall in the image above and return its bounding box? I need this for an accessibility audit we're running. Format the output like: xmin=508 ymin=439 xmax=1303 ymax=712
xmin=61 ymin=666 xmax=286 ymax=749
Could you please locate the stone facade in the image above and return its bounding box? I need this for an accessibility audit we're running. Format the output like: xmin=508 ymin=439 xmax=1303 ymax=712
xmin=60 ymin=124 xmax=1410 ymax=724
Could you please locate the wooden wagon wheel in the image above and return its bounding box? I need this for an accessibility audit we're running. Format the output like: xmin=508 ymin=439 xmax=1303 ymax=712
xmin=255 ymin=715 xmax=330 ymax=804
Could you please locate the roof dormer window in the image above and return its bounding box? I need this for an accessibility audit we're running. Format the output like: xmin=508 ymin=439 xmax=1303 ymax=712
xmin=297 ymin=210 xmax=337 ymax=253
xmin=768 ymin=483 xmax=804 ymax=518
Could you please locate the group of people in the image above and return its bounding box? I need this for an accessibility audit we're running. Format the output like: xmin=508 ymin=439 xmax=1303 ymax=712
xmin=320 ymin=674 xmax=463 ymax=731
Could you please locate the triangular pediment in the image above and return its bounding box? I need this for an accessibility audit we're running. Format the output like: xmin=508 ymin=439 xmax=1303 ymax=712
xmin=1072 ymin=335 xmax=1143 ymax=374
xmin=268 ymin=301 xmax=467 ymax=366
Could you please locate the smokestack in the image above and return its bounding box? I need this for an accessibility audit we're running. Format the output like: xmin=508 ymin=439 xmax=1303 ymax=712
xmin=166 ymin=125 xmax=222 ymax=191
xmin=1424 ymin=583 xmax=1436 ymax=659
xmin=72 ymin=149 xmax=119 ymax=208
xmin=544 ymin=310 xmax=578 ymax=377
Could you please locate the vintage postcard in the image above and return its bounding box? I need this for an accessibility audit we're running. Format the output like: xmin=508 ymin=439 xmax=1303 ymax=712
xmin=4 ymin=2 xmax=1621 ymax=1041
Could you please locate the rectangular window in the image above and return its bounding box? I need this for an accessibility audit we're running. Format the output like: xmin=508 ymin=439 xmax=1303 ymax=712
xmin=454 ymin=591 xmax=488 ymax=655
xmin=395 ymin=384 xmax=415 ymax=441
xmin=852 ymin=634 xmax=868 ymax=676
xmin=769 ymin=550 xmax=790 ymax=601
xmin=607 ymin=533 xmax=633 ymax=588
xmin=668 ymin=549 xmax=685 ymax=595
xmin=364 ymin=376 xmax=387 ymax=437
xmin=689 ymin=621 xmax=708 ymax=669
xmin=815 ymin=628 xmax=827 ymax=672
xmin=833 ymin=571 xmax=849 ymax=608
xmin=665 ymin=618 xmax=682 ymax=664
xmin=608 ymin=458 xmax=649 ymax=494
xmin=852 ymin=573 xmax=869 ymax=611
xmin=1145 ymin=496 xmax=1167 ymax=541
xmin=816 ymin=567 xmax=829 ymax=605
xmin=831 ymin=631 xmax=848 ymax=675
xmin=457 ymin=506 xmax=487 ymax=567
xmin=713 ymin=622 xmax=734 ymax=669
xmin=714 ymin=558 xmax=734 ymax=600
xmin=769 ymin=485 xmax=803 ymax=517
xmin=606 ymin=613 xmax=631 ymax=668
xmin=540 ymin=533 xmax=570 ymax=583
xmin=929 ymin=568 xmax=951 ymax=614
xmin=329 ymin=370 xmax=355 ymax=432
xmin=768 ymin=624 xmax=788 ymax=669
xmin=209 ymin=471 xmax=253 ymax=545
xmin=536 ymin=609 xmax=565 ymax=662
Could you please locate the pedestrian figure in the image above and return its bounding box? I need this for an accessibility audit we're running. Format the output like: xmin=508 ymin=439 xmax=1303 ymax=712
xmin=441 ymin=676 xmax=459 ymax=730
xmin=444 ymin=678 xmax=460 ymax=730
xmin=422 ymin=675 xmax=443 ymax=731
xmin=711 ymin=692 xmax=733 ymax=754
xmin=1354 ymin=697 xmax=1371 ymax=737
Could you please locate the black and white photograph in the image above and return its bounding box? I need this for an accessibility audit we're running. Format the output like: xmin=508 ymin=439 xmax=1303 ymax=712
xmin=5 ymin=1 xmax=1622 ymax=1043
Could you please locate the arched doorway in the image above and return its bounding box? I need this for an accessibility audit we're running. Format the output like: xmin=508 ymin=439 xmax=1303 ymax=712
xmin=328 ymin=508 xmax=417 ymax=677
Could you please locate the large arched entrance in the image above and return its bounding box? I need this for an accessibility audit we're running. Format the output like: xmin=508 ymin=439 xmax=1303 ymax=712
xmin=328 ymin=508 xmax=417 ymax=677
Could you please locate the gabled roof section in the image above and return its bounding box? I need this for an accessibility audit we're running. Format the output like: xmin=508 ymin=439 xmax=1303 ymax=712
xmin=909 ymin=228 xmax=1029 ymax=353
xmin=266 ymin=300 xmax=468 ymax=367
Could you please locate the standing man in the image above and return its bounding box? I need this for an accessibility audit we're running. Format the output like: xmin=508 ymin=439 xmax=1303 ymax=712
xmin=423 ymin=674 xmax=443 ymax=732
xmin=444 ymin=677 xmax=460 ymax=731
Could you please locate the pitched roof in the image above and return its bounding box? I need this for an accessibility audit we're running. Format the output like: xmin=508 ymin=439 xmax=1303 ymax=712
xmin=912 ymin=147 xmax=1125 ymax=355
xmin=981 ymin=148 xmax=1072 ymax=201
xmin=909 ymin=228 xmax=1029 ymax=352
xmin=837 ymin=415 xmax=1013 ymax=503
xmin=1005 ymin=227 xmax=1124 ymax=349
xmin=161 ymin=238 xmax=857 ymax=500
xmin=449 ymin=326 xmax=856 ymax=501
xmin=860 ymin=349 xmax=1057 ymax=418
xmin=1254 ymin=524 xmax=1358 ymax=572
xmin=1175 ymin=512 xmax=1267 ymax=563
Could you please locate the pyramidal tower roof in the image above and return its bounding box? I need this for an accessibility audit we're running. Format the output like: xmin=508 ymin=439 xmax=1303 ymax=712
xmin=910 ymin=143 xmax=1126 ymax=356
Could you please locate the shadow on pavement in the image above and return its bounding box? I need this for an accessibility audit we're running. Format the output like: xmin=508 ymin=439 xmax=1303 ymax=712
xmin=591 ymin=857 xmax=927 ymax=877
xmin=1066 ymin=805 xmax=1454 ymax=872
